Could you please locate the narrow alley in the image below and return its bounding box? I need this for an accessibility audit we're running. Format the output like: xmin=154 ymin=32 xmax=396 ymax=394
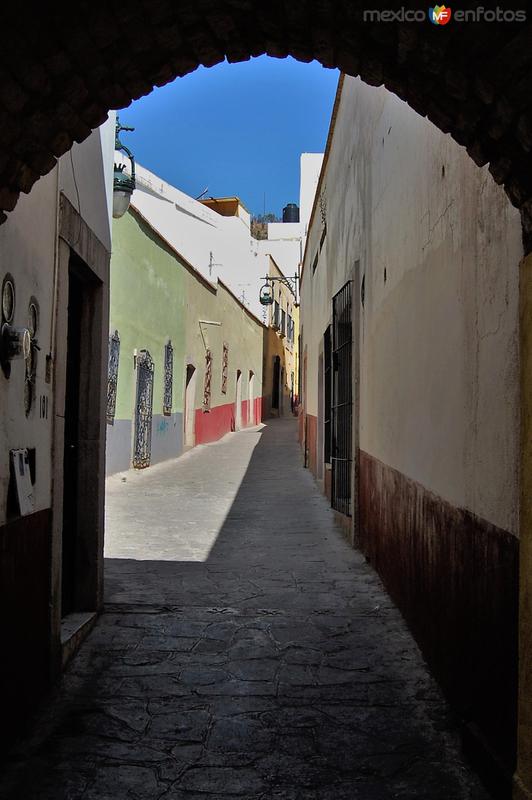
xmin=0 ymin=418 xmax=489 ymax=799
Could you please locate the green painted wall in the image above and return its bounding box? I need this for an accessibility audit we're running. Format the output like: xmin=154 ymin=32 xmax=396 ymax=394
xmin=107 ymin=206 xmax=265 ymax=473
xmin=110 ymin=211 xmax=186 ymax=420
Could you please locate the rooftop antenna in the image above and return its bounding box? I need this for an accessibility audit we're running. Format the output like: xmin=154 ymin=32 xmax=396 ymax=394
xmin=208 ymin=251 xmax=223 ymax=277
xmin=195 ymin=186 xmax=209 ymax=200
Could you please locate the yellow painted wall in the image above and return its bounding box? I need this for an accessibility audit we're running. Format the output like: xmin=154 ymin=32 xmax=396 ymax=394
xmin=262 ymin=256 xmax=299 ymax=416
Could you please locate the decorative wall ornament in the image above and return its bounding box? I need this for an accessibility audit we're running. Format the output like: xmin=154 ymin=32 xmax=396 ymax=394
xmin=106 ymin=330 xmax=120 ymax=425
xmin=28 ymin=301 xmax=38 ymax=337
xmin=163 ymin=340 xmax=173 ymax=416
xmin=319 ymin=190 xmax=327 ymax=227
xmin=203 ymin=348 xmax=212 ymax=412
xmin=1 ymin=273 xmax=16 ymax=379
xmin=133 ymin=349 xmax=154 ymax=468
xmin=2 ymin=275 xmax=15 ymax=324
xmin=24 ymin=299 xmax=39 ymax=417
xmin=221 ymin=342 xmax=229 ymax=394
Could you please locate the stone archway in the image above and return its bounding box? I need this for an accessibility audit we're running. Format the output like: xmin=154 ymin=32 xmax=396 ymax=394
xmin=0 ymin=3 xmax=532 ymax=248
xmin=2 ymin=4 xmax=532 ymax=797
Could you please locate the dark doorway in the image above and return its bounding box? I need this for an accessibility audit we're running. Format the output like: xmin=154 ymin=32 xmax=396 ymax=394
xmin=324 ymin=325 xmax=332 ymax=465
xmin=272 ymin=355 xmax=281 ymax=411
xmin=184 ymin=363 xmax=196 ymax=447
xmin=331 ymin=281 xmax=352 ymax=516
xmin=61 ymin=266 xmax=83 ymax=617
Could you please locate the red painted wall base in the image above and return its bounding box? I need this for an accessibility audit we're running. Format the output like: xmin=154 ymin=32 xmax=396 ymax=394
xmin=195 ymin=397 xmax=263 ymax=446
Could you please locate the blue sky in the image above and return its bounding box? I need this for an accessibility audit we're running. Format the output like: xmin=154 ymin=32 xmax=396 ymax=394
xmin=117 ymin=57 xmax=339 ymax=218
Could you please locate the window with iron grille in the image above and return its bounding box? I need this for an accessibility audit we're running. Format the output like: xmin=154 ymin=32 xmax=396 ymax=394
xmin=221 ymin=342 xmax=229 ymax=394
xmin=133 ymin=349 xmax=154 ymax=469
xmin=106 ymin=330 xmax=120 ymax=425
xmin=163 ymin=340 xmax=173 ymax=416
xmin=203 ymin=349 xmax=212 ymax=411
xmin=324 ymin=326 xmax=332 ymax=463
xmin=272 ymin=301 xmax=280 ymax=329
xmin=281 ymin=308 xmax=286 ymax=337
xmin=331 ymin=282 xmax=353 ymax=516
xmin=298 ymin=333 xmax=302 ymax=399
xmin=320 ymin=224 xmax=327 ymax=251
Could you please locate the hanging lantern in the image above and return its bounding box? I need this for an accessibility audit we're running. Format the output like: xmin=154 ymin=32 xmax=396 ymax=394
xmin=113 ymin=117 xmax=136 ymax=219
xmin=259 ymin=282 xmax=274 ymax=305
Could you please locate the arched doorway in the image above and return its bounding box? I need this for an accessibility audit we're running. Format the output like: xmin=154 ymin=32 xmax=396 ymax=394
xmin=184 ymin=363 xmax=196 ymax=448
xmin=272 ymin=356 xmax=281 ymax=415
xmin=235 ymin=369 xmax=242 ymax=431
xmin=248 ymin=370 xmax=255 ymax=425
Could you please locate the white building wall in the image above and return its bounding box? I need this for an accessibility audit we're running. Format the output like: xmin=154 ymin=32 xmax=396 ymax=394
xmin=300 ymin=76 xmax=522 ymax=534
xmin=130 ymin=154 xmax=324 ymax=324
xmin=300 ymin=153 xmax=324 ymax=233
xmin=268 ymin=222 xmax=302 ymax=240
xmin=0 ymin=173 xmax=57 ymax=524
xmin=60 ymin=117 xmax=115 ymax=252
xmin=0 ymin=122 xmax=113 ymax=526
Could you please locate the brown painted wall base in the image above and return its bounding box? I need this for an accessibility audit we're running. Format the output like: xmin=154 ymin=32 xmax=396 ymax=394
xmin=0 ymin=509 xmax=52 ymax=750
xmin=359 ymin=450 xmax=518 ymax=788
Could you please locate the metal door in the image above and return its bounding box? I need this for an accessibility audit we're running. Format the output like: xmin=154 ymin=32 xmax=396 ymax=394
xmin=133 ymin=349 xmax=154 ymax=468
xmin=331 ymin=281 xmax=352 ymax=516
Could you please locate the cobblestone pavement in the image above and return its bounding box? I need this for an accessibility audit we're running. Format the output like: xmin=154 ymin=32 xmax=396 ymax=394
xmin=1 ymin=419 xmax=490 ymax=799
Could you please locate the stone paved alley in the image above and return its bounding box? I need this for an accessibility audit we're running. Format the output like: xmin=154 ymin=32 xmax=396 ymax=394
xmin=1 ymin=419 xmax=490 ymax=799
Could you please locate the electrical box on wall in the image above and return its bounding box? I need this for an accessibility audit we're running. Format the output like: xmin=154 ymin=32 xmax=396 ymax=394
xmin=10 ymin=448 xmax=35 ymax=516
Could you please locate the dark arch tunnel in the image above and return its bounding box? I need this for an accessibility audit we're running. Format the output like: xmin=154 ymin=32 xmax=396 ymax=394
xmin=2 ymin=3 xmax=532 ymax=798
xmin=1 ymin=2 xmax=532 ymax=248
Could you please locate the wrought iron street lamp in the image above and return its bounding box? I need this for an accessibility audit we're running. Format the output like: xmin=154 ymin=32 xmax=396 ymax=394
xmin=113 ymin=117 xmax=136 ymax=219
xmin=258 ymin=273 xmax=299 ymax=305
xmin=259 ymin=281 xmax=274 ymax=305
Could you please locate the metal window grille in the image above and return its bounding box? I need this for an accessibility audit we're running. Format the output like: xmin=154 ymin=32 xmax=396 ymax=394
xmin=133 ymin=349 xmax=154 ymax=469
xmin=298 ymin=333 xmax=302 ymax=399
xmin=324 ymin=325 xmax=332 ymax=463
xmin=331 ymin=282 xmax=352 ymax=516
xmin=203 ymin=349 xmax=212 ymax=411
xmin=272 ymin=355 xmax=281 ymax=409
xmin=106 ymin=330 xmax=120 ymax=425
xmin=272 ymin=301 xmax=280 ymax=329
xmin=163 ymin=340 xmax=173 ymax=416
xmin=320 ymin=224 xmax=327 ymax=251
xmin=221 ymin=342 xmax=228 ymax=394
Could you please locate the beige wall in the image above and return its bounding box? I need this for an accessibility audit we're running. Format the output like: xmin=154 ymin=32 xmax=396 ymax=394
xmin=263 ymin=257 xmax=299 ymax=415
xmin=0 ymin=171 xmax=57 ymax=524
xmin=0 ymin=124 xmax=114 ymax=527
xmin=300 ymin=75 xmax=522 ymax=534
xmin=184 ymin=277 xmax=264 ymax=418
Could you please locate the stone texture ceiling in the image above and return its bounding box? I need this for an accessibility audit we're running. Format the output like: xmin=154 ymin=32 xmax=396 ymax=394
xmin=1 ymin=2 xmax=532 ymax=248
